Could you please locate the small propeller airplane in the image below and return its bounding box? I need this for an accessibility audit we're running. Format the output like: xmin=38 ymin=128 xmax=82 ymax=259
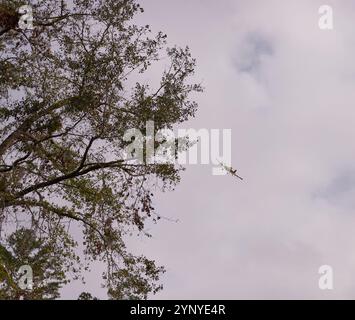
xmin=218 ymin=161 xmax=244 ymax=181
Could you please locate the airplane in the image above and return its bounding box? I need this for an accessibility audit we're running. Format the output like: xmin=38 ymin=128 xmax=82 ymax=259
xmin=218 ymin=161 xmax=244 ymax=181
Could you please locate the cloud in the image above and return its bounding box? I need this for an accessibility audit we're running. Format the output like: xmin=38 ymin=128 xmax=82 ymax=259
xmin=233 ymin=32 xmax=274 ymax=74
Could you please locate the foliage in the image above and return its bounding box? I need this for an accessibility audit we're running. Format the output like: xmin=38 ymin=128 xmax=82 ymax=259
xmin=0 ymin=0 xmax=201 ymax=299
xmin=0 ymin=228 xmax=77 ymax=299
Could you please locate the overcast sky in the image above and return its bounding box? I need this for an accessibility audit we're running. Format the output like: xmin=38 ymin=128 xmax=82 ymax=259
xmin=62 ymin=0 xmax=355 ymax=299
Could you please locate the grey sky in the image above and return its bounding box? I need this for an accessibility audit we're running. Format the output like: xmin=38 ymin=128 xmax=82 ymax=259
xmin=62 ymin=0 xmax=355 ymax=299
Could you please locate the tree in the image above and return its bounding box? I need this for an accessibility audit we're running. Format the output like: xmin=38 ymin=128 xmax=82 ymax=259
xmin=0 ymin=0 xmax=201 ymax=299
xmin=0 ymin=228 xmax=77 ymax=299
xmin=78 ymin=292 xmax=98 ymax=300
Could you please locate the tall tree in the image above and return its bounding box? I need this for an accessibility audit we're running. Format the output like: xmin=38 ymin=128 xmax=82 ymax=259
xmin=0 ymin=0 xmax=201 ymax=299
